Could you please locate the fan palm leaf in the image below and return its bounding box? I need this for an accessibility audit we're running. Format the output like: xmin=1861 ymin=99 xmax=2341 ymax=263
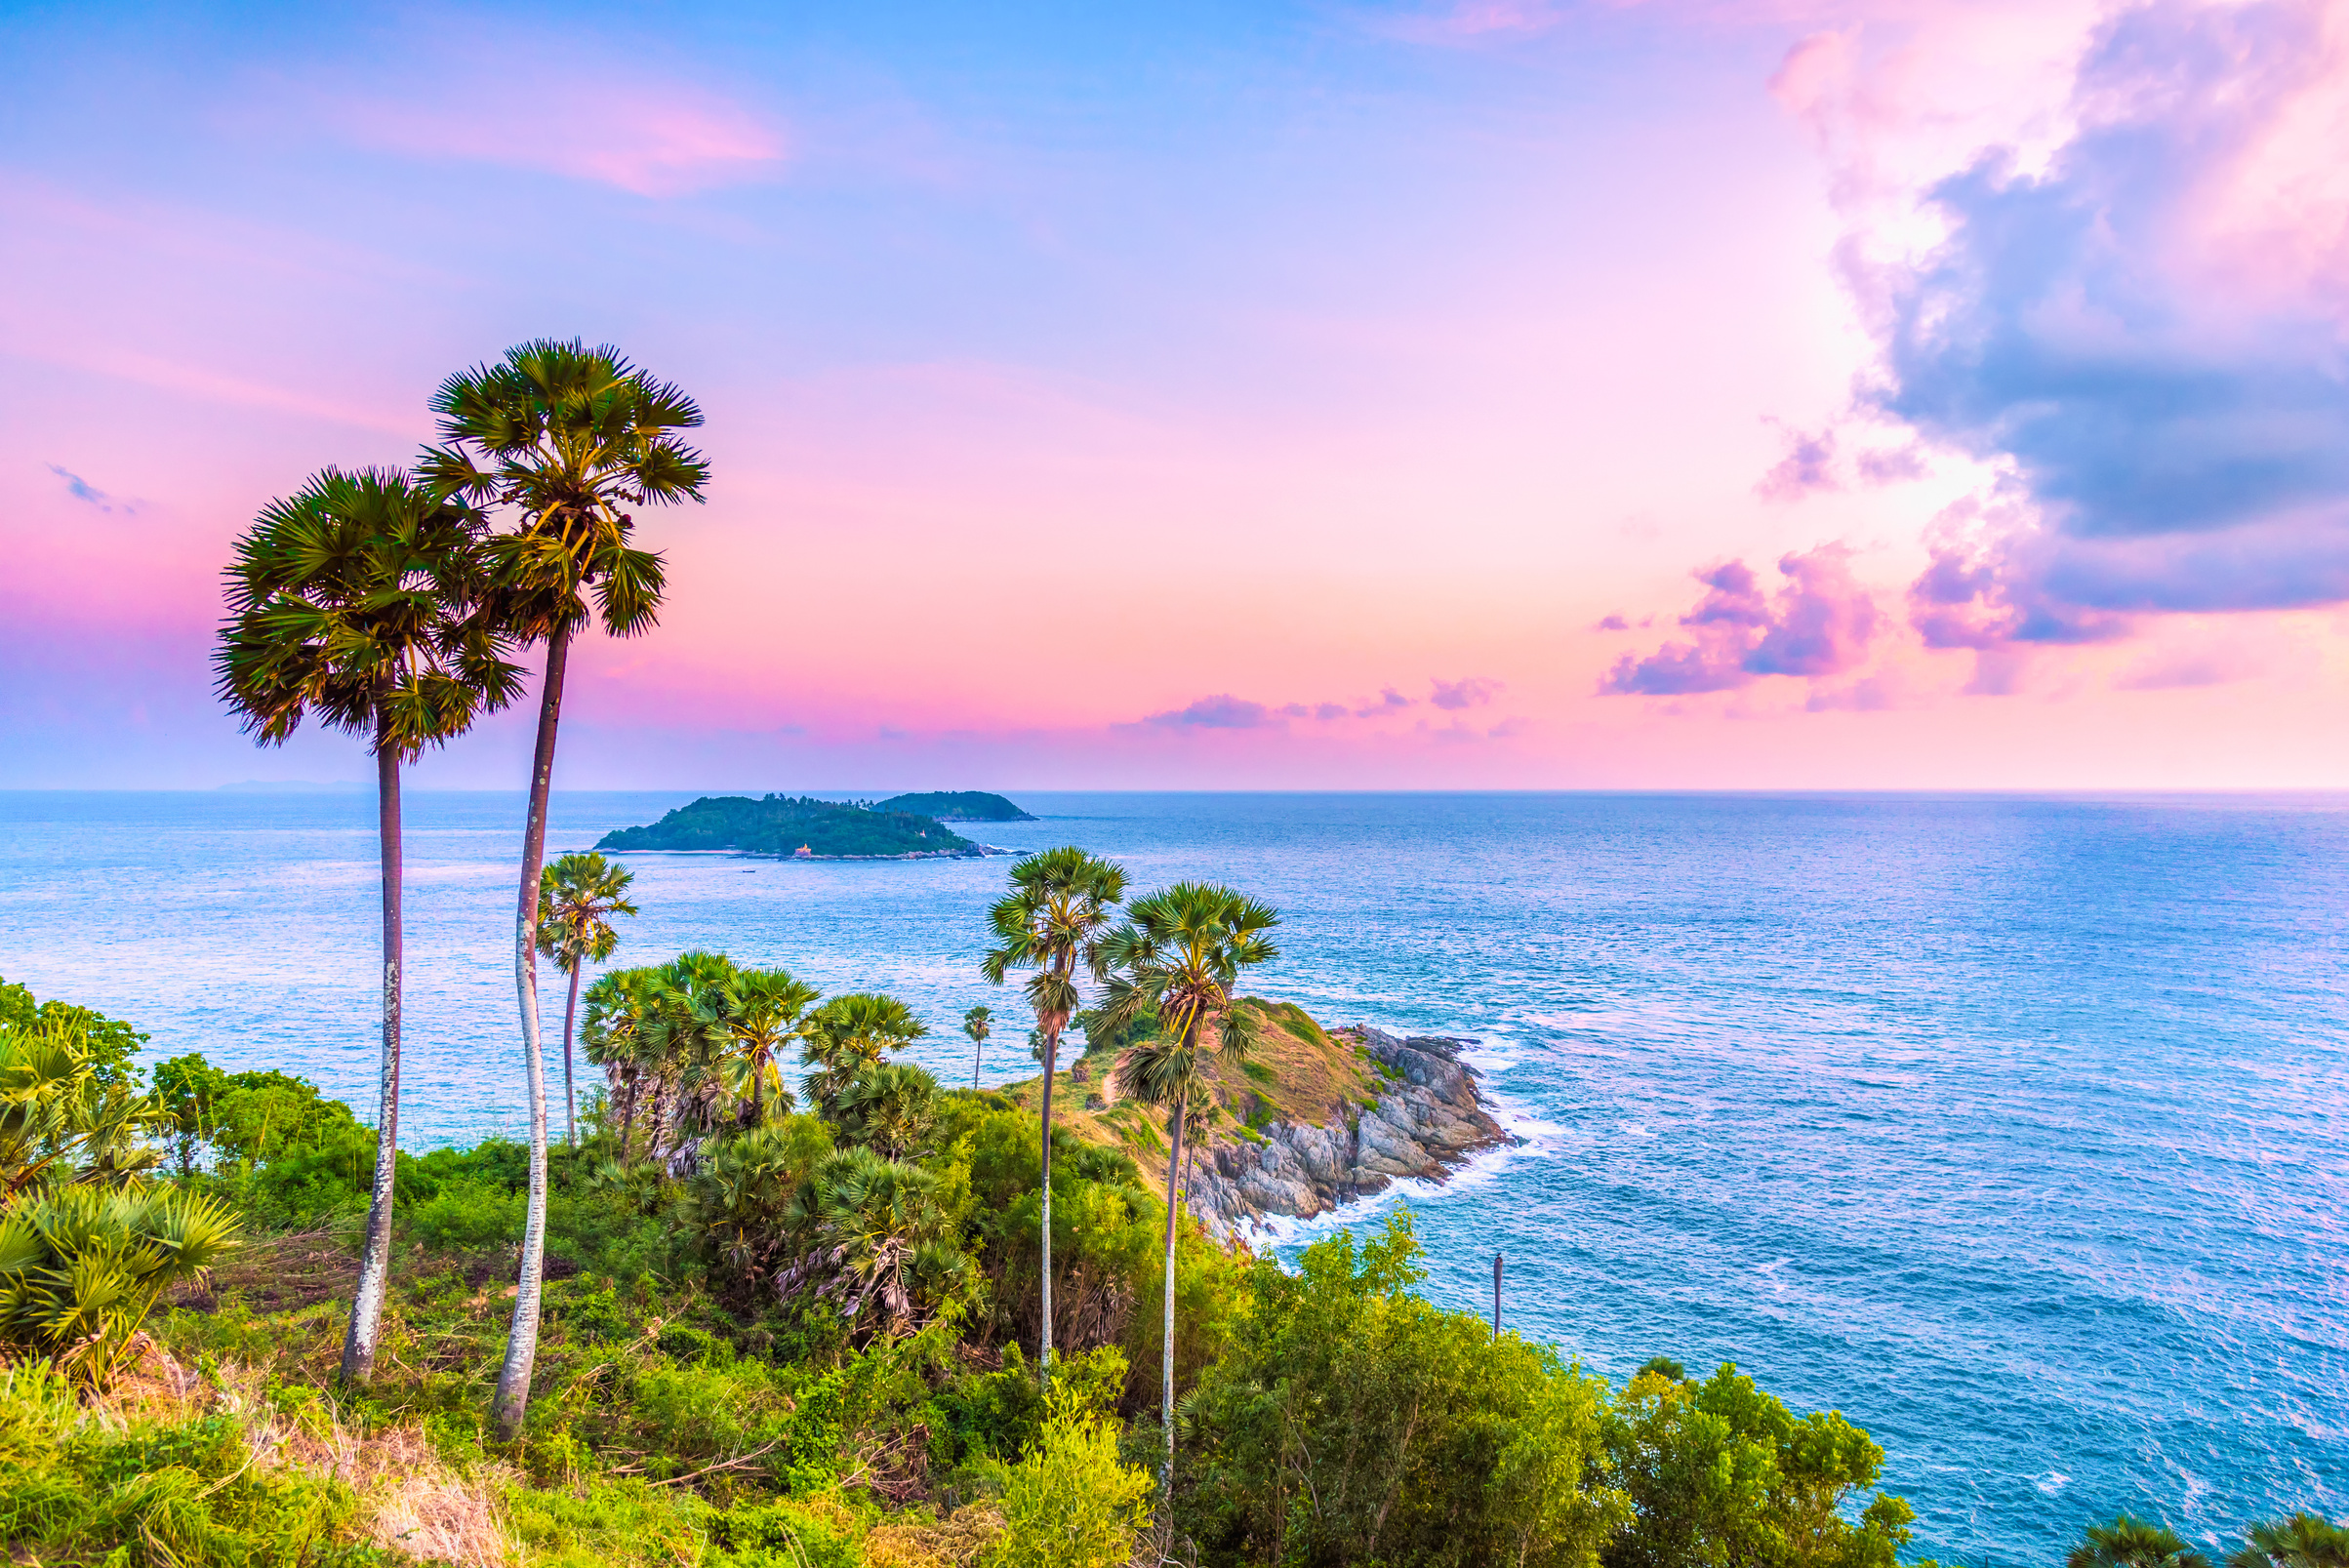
xmin=536 ymin=853 xmax=638 ymax=1148
xmin=214 ymin=466 xmax=515 ymax=1387
xmin=2071 ymin=1517 xmax=2216 ymax=1568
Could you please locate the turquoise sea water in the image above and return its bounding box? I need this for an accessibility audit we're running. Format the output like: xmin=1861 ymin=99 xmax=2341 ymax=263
xmin=0 ymin=788 xmax=2341 ymax=1562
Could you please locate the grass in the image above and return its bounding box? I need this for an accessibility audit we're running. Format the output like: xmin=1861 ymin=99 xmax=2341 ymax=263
xmin=988 ymin=1000 xmax=1380 ymax=1194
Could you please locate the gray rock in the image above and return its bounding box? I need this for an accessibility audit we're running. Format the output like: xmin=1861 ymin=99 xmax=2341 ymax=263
xmin=1183 ymin=1025 xmax=1516 ymax=1238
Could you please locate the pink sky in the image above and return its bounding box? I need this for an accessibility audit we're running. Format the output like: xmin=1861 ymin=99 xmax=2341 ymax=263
xmin=6 ymin=0 xmax=2348 ymax=789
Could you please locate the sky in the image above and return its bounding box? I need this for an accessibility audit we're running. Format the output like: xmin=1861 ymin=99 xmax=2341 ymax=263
xmin=5 ymin=0 xmax=2348 ymax=790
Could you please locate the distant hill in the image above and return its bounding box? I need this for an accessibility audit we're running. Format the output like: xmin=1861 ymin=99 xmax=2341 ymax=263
xmin=595 ymin=795 xmax=985 ymax=859
xmin=873 ymin=791 xmax=1034 ymax=822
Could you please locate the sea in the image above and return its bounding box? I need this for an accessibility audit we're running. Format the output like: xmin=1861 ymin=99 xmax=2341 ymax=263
xmin=0 ymin=788 xmax=2341 ymax=1563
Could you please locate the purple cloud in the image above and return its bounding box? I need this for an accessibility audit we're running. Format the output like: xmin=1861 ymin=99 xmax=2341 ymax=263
xmin=1602 ymin=545 xmax=1882 ymax=697
xmin=1145 ymin=694 xmax=1275 ymax=729
xmin=49 ymin=464 xmax=129 ymax=514
xmin=1135 ymin=686 xmax=1443 ymax=731
xmin=1594 ymin=614 xmax=1629 ymax=631
xmin=1862 ymin=0 xmax=2349 ymax=639
xmin=1429 ymin=675 xmax=1502 ymax=709
xmin=1755 ymin=424 xmax=1840 ymax=503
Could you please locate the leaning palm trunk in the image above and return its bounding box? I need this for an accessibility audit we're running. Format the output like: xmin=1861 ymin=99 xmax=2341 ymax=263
xmin=494 ymin=625 xmax=568 ymax=1439
xmin=1158 ymin=1085 xmax=1185 ymax=1496
xmin=339 ymin=732 xmax=403 ymax=1385
xmin=559 ymin=960 xmax=583 ymax=1149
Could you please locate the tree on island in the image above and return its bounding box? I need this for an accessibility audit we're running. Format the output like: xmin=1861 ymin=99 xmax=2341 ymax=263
xmin=1099 ymin=881 xmax=1279 ymax=1498
xmin=963 ymin=1004 xmax=992 ymax=1090
xmin=981 ymin=847 xmax=1128 ymax=1386
xmin=423 ymin=339 xmax=709 ymax=1440
xmin=536 ymin=852 xmax=637 ymax=1148
xmin=214 ymin=467 xmax=520 ymax=1387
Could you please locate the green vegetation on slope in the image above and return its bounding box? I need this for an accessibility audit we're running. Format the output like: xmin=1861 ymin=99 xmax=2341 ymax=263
xmin=597 ymin=795 xmax=982 ymax=859
xmin=874 ymin=793 xmax=1035 ymax=823
xmin=4 ymin=964 xmax=2334 ymax=1568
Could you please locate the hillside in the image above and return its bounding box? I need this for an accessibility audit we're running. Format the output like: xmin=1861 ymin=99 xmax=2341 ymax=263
xmin=595 ymin=794 xmax=985 ymax=859
xmin=988 ymin=997 xmax=1510 ymax=1232
xmin=875 ymin=790 xmax=1035 ymax=822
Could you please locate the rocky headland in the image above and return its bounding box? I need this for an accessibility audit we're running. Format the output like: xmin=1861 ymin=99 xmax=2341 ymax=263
xmin=1004 ymin=1002 xmax=1519 ymax=1240
xmin=1186 ymin=1027 xmax=1515 ymax=1236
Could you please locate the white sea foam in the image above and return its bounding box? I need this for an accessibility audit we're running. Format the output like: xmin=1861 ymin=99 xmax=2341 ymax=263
xmin=1241 ymin=1028 xmax=1563 ymax=1251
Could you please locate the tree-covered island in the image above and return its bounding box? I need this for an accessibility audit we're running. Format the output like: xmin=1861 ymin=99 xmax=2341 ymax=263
xmin=875 ymin=792 xmax=1035 ymax=823
xmin=597 ymin=794 xmax=998 ymax=859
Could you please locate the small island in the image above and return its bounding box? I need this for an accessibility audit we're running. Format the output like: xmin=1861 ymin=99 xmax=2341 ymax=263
xmin=872 ymin=790 xmax=1035 ymax=822
xmin=596 ymin=794 xmax=994 ymax=859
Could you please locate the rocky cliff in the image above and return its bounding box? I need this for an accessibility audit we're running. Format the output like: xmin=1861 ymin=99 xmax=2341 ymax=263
xmin=993 ymin=1001 xmax=1519 ymax=1238
xmin=1183 ymin=1026 xmax=1515 ymax=1236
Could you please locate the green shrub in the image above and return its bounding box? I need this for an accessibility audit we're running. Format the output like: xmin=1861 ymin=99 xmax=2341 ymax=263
xmin=986 ymin=1390 xmax=1154 ymax=1568
xmin=708 ymin=1494 xmax=864 ymax=1567
xmin=403 ymin=1177 xmax=526 ymax=1251
xmin=0 ymin=1360 xmax=385 ymax=1566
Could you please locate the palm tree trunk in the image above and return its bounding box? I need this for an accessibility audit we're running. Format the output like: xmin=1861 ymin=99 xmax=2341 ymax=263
xmin=340 ymin=738 xmax=402 ymax=1386
xmin=561 ymin=962 xmax=584 ymax=1149
xmin=618 ymin=1068 xmax=638 ymax=1161
xmin=1037 ymin=1022 xmax=1058 ymax=1388
xmin=1159 ymin=1092 xmax=1185 ymax=1499
xmin=494 ymin=623 xmax=568 ymax=1440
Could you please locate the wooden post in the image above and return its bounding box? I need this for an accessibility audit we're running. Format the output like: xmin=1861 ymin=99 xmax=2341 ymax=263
xmin=1492 ymin=1253 xmax=1503 ymax=1336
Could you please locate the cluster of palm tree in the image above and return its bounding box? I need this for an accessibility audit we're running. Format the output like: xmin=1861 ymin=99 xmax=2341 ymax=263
xmin=214 ymin=340 xmax=707 ymax=1434
xmin=982 ymin=848 xmax=1279 ymax=1500
xmin=581 ymin=956 xmax=924 ymax=1168
xmin=2069 ymin=1512 xmax=2347 ymax=1568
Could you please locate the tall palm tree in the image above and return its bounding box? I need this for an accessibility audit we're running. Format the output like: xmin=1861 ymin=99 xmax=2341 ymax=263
xmin=963 ymin=1005 xmax=992 ymax=1091
xmin=2070 ymin=1517 xmax=2215 ymax=1568
xmin=1100 ymin=881 xmax=1279 ymax=1496
xmin=720 ymin=968 xmax=823 ymax=1127
xmin=801 ymin=993 xmax=928 ymax=1117
xmin=2229 ymin=1516 xmax=2349 ymax=1568
xmin=980 ymin=847 xmax=1127 ymax=1384
xmin=536 ymin=852 xmax=637 ymax=1148
xmin=423 ymin=340 xmax=707 ymax=1440
xmin=215 ymin=467 xmax=519 ymax=1387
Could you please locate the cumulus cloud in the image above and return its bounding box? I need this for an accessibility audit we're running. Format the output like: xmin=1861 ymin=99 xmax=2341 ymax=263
xmin=1844 ymin=0 xmax=2349 ymax=643
xmin=1356 ymin=686 xmax=1414 ymax=716
xmin=1601 ymin=544 xmax=1883 ymax=697
xmin=1430 ymin=675 xmax=1503 ymax=709
xmin=1594 ymin=614 xmax=1630 ymax=631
